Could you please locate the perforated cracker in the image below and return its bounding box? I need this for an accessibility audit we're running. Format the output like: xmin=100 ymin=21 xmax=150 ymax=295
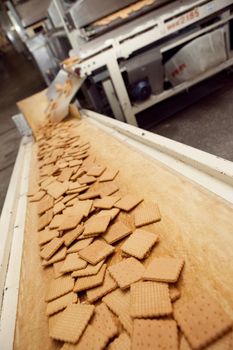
xmin=40 ymin=237 xmax=64 ymax=260
xmin=170 ymin=286 xmax=181 ymax=302
xmin=130 ymin=281 xmax=172 ymax=318
xmin=67 ymin=237 xmax=94 ymax=253
xmin=119 ymin=314 xmax=133 ymax=335
xmin=103 ymin=288 xmax=130 ymax=317
xmin=99 ymin=182 xmax=119 ymax=196
xmin=53 ymin=201 xmax=65 ymax=215
xmin=174 ymin=294 xmax=233 ymax=350
xmin=143 ymin=257 xmax=185 ymax=283
xmin=58 ymin=167 xmax=73 ymax=182
xmin=87 ymin=165 xmax=106 ymax=177
xmin=132 ymin=319 xmax=178 ymax=350
xmin=79 ymin=191 xmax=100 ymax=200
xmin=49 ymin=214 xmax=64 ymax=229
xmin=61 ymin=324 xmax=109 ymax=350
xmin=97 ymin=208 xmax=120 ymax=221
xmin=87 ymin=271 xmax=118 ymax=303
xmin=108 ymin=257 xmax=144 ymax=289
xmin=108 ymin=332 xmax=131 ymax=350
xmin=79 ymin=239 xmax=115 ymax=265
xmin=38 ymin=209 xmax=53 ymax=231
xmin=74 ymin=264 xmax=107 ymax=292
xmin=83 ymin=216 xmax=111 ymax=237
xmin=121 ymin=229 xmax=158 ymax=260
xmin=38 ymin=194 xmax=54 ymax=215
xmin=38 ymin=228 xmax=59 ymax=246
xmin=103 ymin=221 xmax=132 ymax=244
xmin=29 ymin=190 xmax=46 ymax=202
xmin=134 ymin=203 xmax=161 ymax=227
xmin=47 ymin=180 xmax=69 ymax=199
xmin=71 ymin=260 xmax=104 ymax=277
xmin=114 ymin=194 xmax=143 ymax=211
xmin=94 ymin=196 xmax=121 ymax=210
xmin=60 ymin=253 xmax=87 ymax=273
xmin=53 ymin=261 xmax=64 ymax=279
xmin=91 ymin=303 xmax=118 ymax=340
xmin=49 ymin=304 xmax=94 ymax=343
xmin=58 ymin=213 xmax=83 ymax=231
xmin=46 ymin=292 xmax=78 ymax=316
xmin=79 ymin=174 xmax=96 ymax=185
xmin=63 ymin=225 xmax=84 ymax=246
xmin=99 ymin=169 xmax=119 ymax=182
xmin=42 ymin=246 xmax=67 ymax=266
xmin=45 ymin=275 xmax=74 ymax=302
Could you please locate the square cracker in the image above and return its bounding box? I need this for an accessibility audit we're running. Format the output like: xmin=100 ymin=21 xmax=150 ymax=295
xmin=38 ymin=228 xmax=59 ymax=246
xmin=174 ymin=294 xmax=233 ymax=350
xmin=97 ymin=208 xmax=120 ymax=221
xmin=91 ymin=302 xmax=118 ymax=340
xmin=121 ymin=230 xmax=158 ymax=260
xmin=94 ymin=196 xmax=121 ymax=210
xmin=38 ymin=209 xmax=53 ymax=231
xmin=98 ymin=182 xmax=119 ymax=197
xmin=53 ymin=261 xmax=64 ymax=279
xmin=42 ymin=246 xmax=67 ymax=266
xmin=49 ymin=214 xmax=64 ymax=229
xmin=71 ymin=260 xmax=104 ymax=278
xmin=132 ymin=319 xmax=178 ymax=350
xmin=60 ymin=253 xmax=87 ymax=273
xmin=79 ymin=240 xmax=115 ymax=265
xmin=83 ymin=215 xmax=111 ymax=237
xmin=102 ymin=288 xmax=130 ymax=317
xmin=73 ymin=264 xmax=107 ymax=292
xmin=53 ymin=201 xmax=65 ymax=215
xmin=29 ymin=190 xmax=46 ymax=202
xmin=99 ymin=169 xmax=119 ymax=182
xmin=60 ymin=324 xmax=108 ymax=350
xmin=38 ymin=194 xmax=54 ymax=215
xmin=67 ymin=237 xmax=94 ymax=253
xmin=114 ymin=194 xmax=143 ymax=211
xmin=40 ymin=237 xmax=64 ymax=260
xmin=130 ymin=281 xmax=172 ymax=318
xmin=63 ymin=225 xmax=84 ymax=247
xmin=108 ymin=257 xmax=144 ymax=289
xmin=58 ymin=213 xmax=83 ymax=231
xmin=109 ymin=332 xmax=131 ymax=350
xmin=102 ymin=221 xmax=132 ymax=244
xmin=45 ymin=275 xmax=74 ymax=302
xmin=87 ymin=271 xmax=117 ymax=303
xmin=49 ymin=304 xmax=94 ymax=343
xmin=47 ymin=180 xmax=69 ymax=199
xmin=119 ymin=313 xmax=133 ymax=335
xmin=46 ymin=292 xmax=78 ymax=316
xmin=134 ymin=203 xmax=161 ymax=227
xmin=143 ymin=257 xmax=185 ymax=283
xmin=87 ymin=165 xmax=106 ymax=177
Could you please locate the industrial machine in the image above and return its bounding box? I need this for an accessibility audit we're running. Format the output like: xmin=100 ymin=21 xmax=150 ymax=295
xmin=46 ymin=0 xmax=233 ymax=126
xmin=3 ymin=0 xmax=233 ymax=125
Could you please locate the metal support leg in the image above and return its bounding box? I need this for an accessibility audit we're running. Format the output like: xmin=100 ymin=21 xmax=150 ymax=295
xmin=102 ymin=79 xmax=125 ymax=122
xmin=106 ymin=56 xmax=138 ymax=126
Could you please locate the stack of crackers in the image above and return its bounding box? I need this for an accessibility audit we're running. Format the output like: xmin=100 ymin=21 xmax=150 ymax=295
xmin=30 ymin=119 xmax=233 ymax=350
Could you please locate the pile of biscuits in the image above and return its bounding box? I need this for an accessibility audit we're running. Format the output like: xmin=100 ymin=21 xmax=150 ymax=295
xmin=30 ymin=119 xmax=233 ymax=350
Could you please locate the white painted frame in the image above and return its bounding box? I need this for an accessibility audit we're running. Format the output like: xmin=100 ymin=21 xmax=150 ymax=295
xmin=0 ymin=137 xmax=33 ymax=350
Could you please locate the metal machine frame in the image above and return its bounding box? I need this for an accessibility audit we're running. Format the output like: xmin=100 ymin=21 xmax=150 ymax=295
xmin=58 ymin=0 xmax=233 ymax=125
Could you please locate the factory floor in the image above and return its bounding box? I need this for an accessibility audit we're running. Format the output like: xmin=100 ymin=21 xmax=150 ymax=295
xmin=0 ymin=46 xmax=45 ymax=214
xmin=0 ymin=47 xmax=233 ymax=215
